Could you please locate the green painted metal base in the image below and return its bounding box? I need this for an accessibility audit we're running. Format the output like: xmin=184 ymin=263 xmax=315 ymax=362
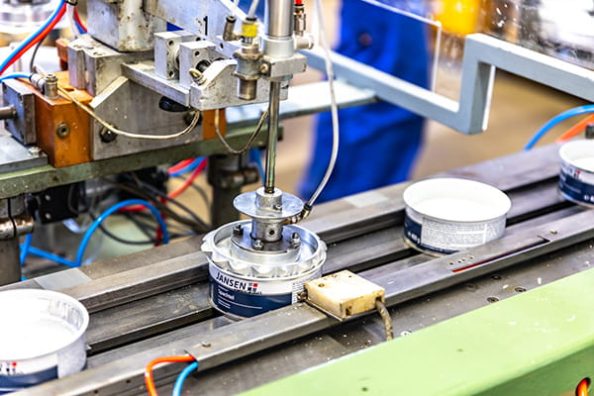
xmin=245 ymin=268 xmax=594 ymax=396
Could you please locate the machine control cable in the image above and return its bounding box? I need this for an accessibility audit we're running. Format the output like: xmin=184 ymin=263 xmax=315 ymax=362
xmin=57 ymin=85 xmax=201 ymax=140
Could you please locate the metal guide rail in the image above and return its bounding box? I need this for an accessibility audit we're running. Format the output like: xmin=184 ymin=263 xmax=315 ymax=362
xmin=8 ymin=145 xmax=594 ymax=395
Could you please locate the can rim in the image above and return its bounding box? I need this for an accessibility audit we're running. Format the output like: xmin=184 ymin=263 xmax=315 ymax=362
xmin=403 ymin=178 xmax=512 ymax=223
xmin=559 ymin=140 xmax=594 ymax=173
xmin=0 ymin=289 xmax=89 ymax=361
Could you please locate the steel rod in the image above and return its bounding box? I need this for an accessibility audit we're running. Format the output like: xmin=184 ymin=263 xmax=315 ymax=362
xmin=264 ymin=81 xmax=281 ymax=193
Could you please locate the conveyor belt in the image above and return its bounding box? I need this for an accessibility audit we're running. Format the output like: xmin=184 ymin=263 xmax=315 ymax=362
xmin=11 ymin=145 xmax=594 ymax=396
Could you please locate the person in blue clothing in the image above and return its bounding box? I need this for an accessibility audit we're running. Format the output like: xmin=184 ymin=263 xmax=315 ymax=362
xmin=300 ymin=0 xmax=429 ymax=203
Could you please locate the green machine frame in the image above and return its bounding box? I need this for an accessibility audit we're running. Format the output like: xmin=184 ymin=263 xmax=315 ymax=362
xmin=246 ymin=268 xmax=594 ymax=396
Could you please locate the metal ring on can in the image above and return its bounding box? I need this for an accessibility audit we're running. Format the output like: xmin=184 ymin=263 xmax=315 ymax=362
xmin=403 ymin=178 xmax=512 ymax=255
xmin=559 ymin=140 xmax=594 ymax=207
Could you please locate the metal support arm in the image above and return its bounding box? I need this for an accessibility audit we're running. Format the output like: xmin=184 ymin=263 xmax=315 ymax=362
xmin=305 ymin=34 xmax=594 ymax=134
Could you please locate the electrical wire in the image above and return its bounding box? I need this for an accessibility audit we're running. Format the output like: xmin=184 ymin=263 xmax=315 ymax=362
xmin=307 ymin=0 xmax=340 ymax=210
xmin=58 ymin=85 xmax=201 ymax=140
xmin=525 ymin=105 xmax=594 ymax=150
xmin=29 ymin=39 xmax=44 ymax=73
xmin=214 ymin=109 xmax=269 ymax=155
xmin=556 ymin=114 xmax=594 ymax=142
xmin=67 ymin=4 xmax=80 ymax=39
xmin=247 ymin=0 xmax=261 ymax=19
xmin=144 ymin=355 xmax=196 ymax=396
xmin=103 ymin=179 xmax=203 ymax=232
xmin=169 ymin=157 xmax=204 ymax=178
xmin=375 ymin=299 xmax=394 ymax=341
xmin=73 ymin=7 xmax=87 ymax=33
xmin=169 ymin=159 xmax=196 ymax=175
xmin=74 ymin=199 xmax=169 ymax=267
xmin=172 ymin=361 xmax=199 ymax=396
xmin=169 ymin=159 xmax=207 ymax=199
xmin=0 ymin=0 xmax=66 ymax=75
xmin=120 ymin=171 xmax=210 ymax=232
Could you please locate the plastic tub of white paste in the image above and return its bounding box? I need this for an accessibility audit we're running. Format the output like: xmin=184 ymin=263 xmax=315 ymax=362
xmin=403 ymin=178 xmax=512 ymax=255
xmin=559 ymin=140 xmax=594 ymax=207
xmin=0 ymin=289 xmax=89 ymax=394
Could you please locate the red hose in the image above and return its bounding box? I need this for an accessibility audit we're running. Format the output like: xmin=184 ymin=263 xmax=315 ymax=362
xmin=0 ymin=4 xmax=67 ymax=75
xmin=144 ymin=355 xmax=195 ymax=396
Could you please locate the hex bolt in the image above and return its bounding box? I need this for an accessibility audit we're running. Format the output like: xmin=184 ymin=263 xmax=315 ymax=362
xmin=290 ymin=232 xmax=301 ymax=248
xmin=44 ymin=74 xmax=59 ymax=99
xmin=252 ymin=239 xmax=264 ymax=250
xmin=233 ymin=224 xmax=244 ymax=236
xmin=56 ymin=123 xmax=70 ymax=139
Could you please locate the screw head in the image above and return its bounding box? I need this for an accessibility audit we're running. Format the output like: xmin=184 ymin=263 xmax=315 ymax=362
xmin=252 ymin=239 xmax=264 ymax=250
xmin=56 ymin=123 xmax=70 ymax=138
xmin=290 ymin=232 xmax=301 ymax=248
xmin=233 ymin=224 xmax=244 ymax=236
xmin=100 ymin=128 xmax=117 ymax=143
xmin=28 ymin=146 xmax=41 ymax=157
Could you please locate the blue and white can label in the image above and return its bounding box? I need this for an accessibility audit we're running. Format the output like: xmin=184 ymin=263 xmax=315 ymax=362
xmin=0 ymin=358 xmax=58 ymax=394
xmin=404 ymin=208 xmax=506 ymax=256
xmin=559 ymin=161 xmax=594 ymax=206
xmin=209 ymin=264 xmax=322 ymax=319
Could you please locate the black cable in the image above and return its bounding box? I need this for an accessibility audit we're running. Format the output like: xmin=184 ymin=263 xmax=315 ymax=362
xmin=29 ymin=39 xmax=43 ymax=73
xmin=127 ymin=173 xmax=210 ymax=232
xmin=102 ymin=178 xmax=201 ymax=232
xmin=89 ymin=211 xmax=156 ymax=246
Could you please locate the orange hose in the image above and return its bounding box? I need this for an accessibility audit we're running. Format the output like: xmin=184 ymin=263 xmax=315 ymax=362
xmin=577 ymin=379 xmax=590 ymax=396
xmin=556 ymin=115 xmax=594 ymax=142
xmin=144 ymin=355 xmax=195 ymax=396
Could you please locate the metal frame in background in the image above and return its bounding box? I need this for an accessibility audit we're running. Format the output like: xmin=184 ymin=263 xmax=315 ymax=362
xmin=306 ymin=33 xmax=594 ymax=134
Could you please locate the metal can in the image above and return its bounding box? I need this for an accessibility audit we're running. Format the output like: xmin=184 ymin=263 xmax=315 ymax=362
xmin=559 ymin=140 xmax=594 ymax=207
xmin=0 ymin=289 xmax=89 ymax=394
xmin=202 ymin=220 xmax=327 ymax=320
xmin=403 ymin=178 xmax=512 ymax=255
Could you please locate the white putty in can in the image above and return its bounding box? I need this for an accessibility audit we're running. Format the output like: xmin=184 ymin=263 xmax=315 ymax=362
xmin=403 ymin=178 xmax=512 ymax=255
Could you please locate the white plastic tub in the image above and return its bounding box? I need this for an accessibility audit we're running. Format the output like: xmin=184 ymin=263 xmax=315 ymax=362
xmin=0 ymin=289 xmax=89 ymax=393
xmin=403 ymin=178 xmax=512 ymax=255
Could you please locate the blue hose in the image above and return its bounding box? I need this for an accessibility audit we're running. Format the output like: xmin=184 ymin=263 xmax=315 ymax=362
xmin=20 ymin=234 xmax=32 ymax=264
xmin=524 ymin=105 xmax=594 ymax=150
xmin=170 ymin=157 xmax=204 ymax=178
xmin=0 ymin=0 xmax=66 ymax=73
xmin=0 ymin=73 xmax=32 ymax=83
xmin=172 ymin=361 xmax=199 ymax=396
xmin=74 ymin=199 xmax=169 ymax=267
xmin=29 ymin=246 xmax=76 ymax=267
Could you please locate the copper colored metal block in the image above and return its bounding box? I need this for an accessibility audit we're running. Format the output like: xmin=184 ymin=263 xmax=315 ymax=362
xmin=202 ymin=109 xmax=226 ymax=140
xmin=32 ymin=72 xmax=93 ymax=168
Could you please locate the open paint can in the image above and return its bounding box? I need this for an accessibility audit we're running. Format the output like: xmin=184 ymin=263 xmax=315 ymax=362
xmin=559 ymin=140 xmax=594 ymax=207
xmin=403 ymin=178 xmax=512 ymax=255
xmin=0 ymin=289 xmax=89 ymax=394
